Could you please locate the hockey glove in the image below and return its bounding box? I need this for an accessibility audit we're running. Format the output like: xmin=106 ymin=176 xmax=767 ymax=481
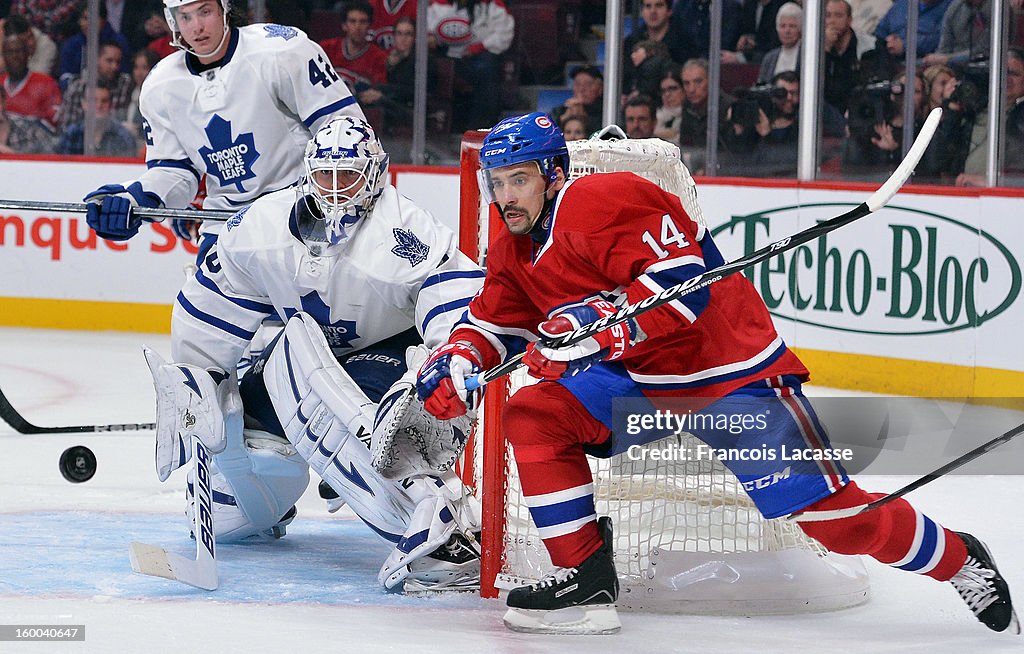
xmin=84 ymin=182 xmax=162 ymax=241
xmin=524 ymin=298 xmax=640 ymax=381
xmin=416 ymin=341 xmax=483 ymax=420
xmin=172 ymin=217 xmax=199 ymax=242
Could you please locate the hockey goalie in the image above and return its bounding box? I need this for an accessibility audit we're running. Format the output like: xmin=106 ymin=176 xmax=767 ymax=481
xmin=145 ymin=116 xmax=483 ymax=592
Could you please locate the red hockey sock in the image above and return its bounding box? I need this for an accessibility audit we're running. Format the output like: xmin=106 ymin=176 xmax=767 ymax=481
xmin=798 ymin=481 xmax=967 ymax=581
xmin=502 ymin=382 xmax=611 ymax=568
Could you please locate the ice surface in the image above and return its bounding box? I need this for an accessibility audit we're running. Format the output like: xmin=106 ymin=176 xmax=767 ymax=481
xmin=0 ymin=328 xmax=1021 ymax=653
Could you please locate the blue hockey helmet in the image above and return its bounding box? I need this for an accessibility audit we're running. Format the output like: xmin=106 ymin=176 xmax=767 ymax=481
xmin=479 ymin=112 xmax=569 ymax=184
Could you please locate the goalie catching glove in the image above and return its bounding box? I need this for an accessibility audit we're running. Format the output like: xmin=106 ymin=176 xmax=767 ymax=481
xmin=524 ymin=298 xmax=642 ymax=381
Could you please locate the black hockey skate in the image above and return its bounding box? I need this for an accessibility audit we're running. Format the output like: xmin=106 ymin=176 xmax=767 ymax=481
xmin=951 ymin=532 xmax=1020 ymax=633
xmin=404 ymin=532 xmax=482 ymax=593
xmin=503 ymin=517 xmax=621 ymax=635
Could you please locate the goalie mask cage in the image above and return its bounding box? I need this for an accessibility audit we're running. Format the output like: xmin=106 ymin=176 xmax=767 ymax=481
xmin=458 ymin=131 xmax=870 ymax=614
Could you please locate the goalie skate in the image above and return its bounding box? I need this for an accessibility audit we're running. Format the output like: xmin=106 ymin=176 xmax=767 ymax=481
xmin=503 ymin=517 xmax=621 ymax=635
xmin=951 ymin=532 xmax=1020 ymax=633
xmin=403 ymin=532 xmax=482 ymax=593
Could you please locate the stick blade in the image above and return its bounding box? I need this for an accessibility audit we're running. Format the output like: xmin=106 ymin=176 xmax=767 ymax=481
xmin=129 ymin=541 xmax=218 ymax=590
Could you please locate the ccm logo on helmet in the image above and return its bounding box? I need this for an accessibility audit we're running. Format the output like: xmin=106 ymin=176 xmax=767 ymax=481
xmin=534 ymin=115 xmax=553 ymax=128
xmin=483 ymin=147 xmax=508 ymax=156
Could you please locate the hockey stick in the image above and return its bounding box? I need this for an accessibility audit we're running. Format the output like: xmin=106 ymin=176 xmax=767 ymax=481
xmin=129 ymin=436 xmax=218 ymax=590
xmin=788 ymin=421 xmax=1024 ymax=522
xmin=0 ymin=385 xmax=156 ymax=434
xmin=0 ymin=199 xmax=235 ymax=222
xmin=465 ymin=107 xmax=943 ymax=391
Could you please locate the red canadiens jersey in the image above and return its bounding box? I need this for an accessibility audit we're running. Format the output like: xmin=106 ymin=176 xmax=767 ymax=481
xmin=1 ymin=72 xmax=61 ymax=126
xmin=320 ymin=38 xmax=388 ymax=88
xmin=466 ymin=172 xmax=808 ymax=397
xmin=369 ymin=0 xmax=418 ymax=51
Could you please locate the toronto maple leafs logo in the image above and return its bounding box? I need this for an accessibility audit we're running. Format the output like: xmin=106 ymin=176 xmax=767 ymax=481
xmin=282 ymin=292 xmax=360 ymax=349
xmin=392 ymin=228 xmax=429 ymax=266
xmin=225 ymin=205 xmax=251 ymax=232
xmin=263 ymin=24 xmax=298 ymax=40
xmin=199 ymin=115 xmax=260 ymax=192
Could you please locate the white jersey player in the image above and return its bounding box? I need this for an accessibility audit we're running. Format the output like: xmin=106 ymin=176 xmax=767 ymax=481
xmin=145 ymin=116 xmax=486 ymax=591
xmin=84 ymin=0 xmax=365 ymax=262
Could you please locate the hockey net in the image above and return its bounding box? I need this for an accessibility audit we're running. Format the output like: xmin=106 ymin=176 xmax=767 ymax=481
xmin=458 ymin=131 xmax=869 ymax=613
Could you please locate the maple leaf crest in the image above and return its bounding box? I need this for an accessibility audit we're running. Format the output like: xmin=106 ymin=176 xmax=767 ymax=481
xmin=391 ymin=228 xmax=429 ymax=266
xmin=282 ymin=292 xmax=360 ymax=349
xmin=199 ymin=115 xmax=260 ymax=193
xmin=263 ymin=24 xmax=298 ymax=40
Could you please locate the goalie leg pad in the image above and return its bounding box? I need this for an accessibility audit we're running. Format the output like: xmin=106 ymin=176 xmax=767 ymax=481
xmin=144 ymin=347 xmax=235 ymax=482
xmin=379 ymin=473 xmax=482 ymax=590
xmin=262 ymin=313 xmax=418 ymax=539
xmin=371 ymin=345 xmax=476 ymax=480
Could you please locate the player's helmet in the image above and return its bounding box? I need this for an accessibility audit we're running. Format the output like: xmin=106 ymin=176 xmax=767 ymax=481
xmin=163 ymin=0 xmax=230 ymax=55
xmin=301 ymin=116 xmax=390 ymax=245
xmin=478 ymin=112 xmax=568 ymax=204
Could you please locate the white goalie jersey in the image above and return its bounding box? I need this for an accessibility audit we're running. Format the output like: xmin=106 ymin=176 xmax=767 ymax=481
xmin=137 ymin=24 xmax=364 ymax=231
xmin=171 ymin=186 xmax=484 ymax=371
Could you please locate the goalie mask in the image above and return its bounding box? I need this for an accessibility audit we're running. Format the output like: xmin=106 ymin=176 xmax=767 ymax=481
xmin=164 ymin=0 xmax=231 ymax=57
xmin=301 ymin=116 xmax=390 ymax=245
xmin=478 ymin=112 xmax=569 ymax=205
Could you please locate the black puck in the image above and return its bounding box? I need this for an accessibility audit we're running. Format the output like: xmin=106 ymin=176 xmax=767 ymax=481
xmin=59 ymin=445 xmax=97 ymax=483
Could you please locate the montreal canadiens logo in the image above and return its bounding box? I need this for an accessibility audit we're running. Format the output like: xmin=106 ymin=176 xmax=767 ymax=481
xmin=535 ymin=115 xmax=553 ymax=128
xmin=436 ymin=17 xmax=472 ymax=45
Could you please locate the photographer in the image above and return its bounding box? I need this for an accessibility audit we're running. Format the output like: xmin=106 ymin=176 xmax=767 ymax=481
xmin=722 ymin=71 xmax=800 ymax=175
xmin=843 ymin=72 xmax=924 ymax=170
xmin=918 ymin=62 xmax=986 ymax=182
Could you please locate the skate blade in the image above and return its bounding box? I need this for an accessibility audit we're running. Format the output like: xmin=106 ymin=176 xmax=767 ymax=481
xmin=502 ymin=604 xmax=621 ymax=635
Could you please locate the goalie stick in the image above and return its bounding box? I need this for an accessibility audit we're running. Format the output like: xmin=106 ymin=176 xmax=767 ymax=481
xmin=788 ymin=420 xmax=1024 ymax=522
xmin=0 ymin=385 xmax=155 ymax=434
xmin=0 ymin=199 xmax=235 ymax=222
xmin=129 ymin=435 xmax=218 ymax=590
xmin=465 ymin=107 xmax=943 ymax=392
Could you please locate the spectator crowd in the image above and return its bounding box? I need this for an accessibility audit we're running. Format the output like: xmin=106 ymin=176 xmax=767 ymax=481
xmin=0 ymin=0 xmax=1022 ymax=185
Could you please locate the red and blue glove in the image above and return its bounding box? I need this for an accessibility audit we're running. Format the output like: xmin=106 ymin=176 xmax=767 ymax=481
xmin=524 ymin=298 xmax=640 ymax=381
xmin=416 ymin=341 xmax=484 ymax=420
xmin=84 ymin=182 xmax=161 ymax=241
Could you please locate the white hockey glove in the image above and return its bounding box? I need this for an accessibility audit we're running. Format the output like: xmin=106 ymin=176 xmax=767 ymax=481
xmin=371 ymin=345 xmax=476 ymax=480
xmin=144 ymin=347 xmax=238 ymax=482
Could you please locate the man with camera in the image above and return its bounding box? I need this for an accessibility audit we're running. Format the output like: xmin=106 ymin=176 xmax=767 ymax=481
xmin=722 ymin=71 xmax=800 ymax=175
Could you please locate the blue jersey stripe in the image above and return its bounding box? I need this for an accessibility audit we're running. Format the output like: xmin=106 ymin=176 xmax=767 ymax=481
xmin=194 ymin=268 xmax=276 ymax=314
xmin=176 ymin=292 xmax=257 ymax=341
xmin=303 ymin=96 xmax=358 ymax=128
xmin=420 ymin=269 xmax=486 ymax=291
xmin=147 ymin=158 xmax=201 ymax=182
xmin=420 ymin=297 xmax=473 ymax=334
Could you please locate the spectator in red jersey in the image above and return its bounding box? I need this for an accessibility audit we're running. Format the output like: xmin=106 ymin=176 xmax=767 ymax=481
xmin=320 ymin=0 xmax=388 ymax=107
xmin=0 ymin=32 xmax=61 ymax=127
xmin=0 ymin=80 xmax=58 ymax=153
xmin=369 ymin=0 xmax=417 ymax=51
